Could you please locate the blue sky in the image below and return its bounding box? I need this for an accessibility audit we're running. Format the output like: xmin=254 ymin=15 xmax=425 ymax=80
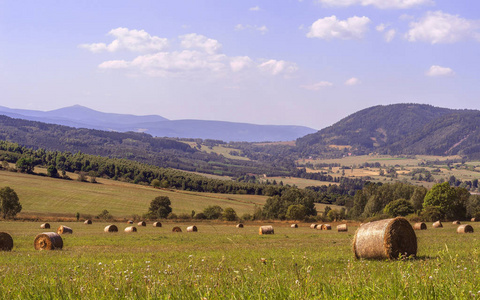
xmin=1 ymin=0 xmax=479 ymax=129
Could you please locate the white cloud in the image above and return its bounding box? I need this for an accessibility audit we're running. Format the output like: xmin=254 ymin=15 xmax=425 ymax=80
xmin=235 ymin=24 xmax=269 ymax=34
xmin=79 ymin=27 xmax=168 ymax=53
xmin=180 ymin=33 xmax=222 ymax=54
xmin=425 ymin=65 xmax=455 ymax=77
xmin=307 ymin=16 xmax=371 ymax=40
xmin=376 ymin=24 xmax=387 ymax=32
xmin=249 ymin=6 xmax=260 ymax=11
xmin=345 ymin=77 xmax=360 ymax=85
xmin=230 ymin=56 xmax=253 ymax=72
xmin=316 ymin=0 xmax=433 ymax=9
xmin=384 ymin=29 xmax=396 ymax=42
xmin=406 ymin=11 xmax=480 ymax=44
xmin=301 ymin=81 xmax=334 ymax=90
xmin=258 ymin=60 xmax=298 ymax=75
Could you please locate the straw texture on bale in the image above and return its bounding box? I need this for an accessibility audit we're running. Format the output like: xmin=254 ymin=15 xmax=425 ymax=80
xmin=124 ymin=226 xmax=137 ymax=233
xmin=337 ymin=224 xmax=348 ymax=232
xmin=452 ymin=220 xmax=461 ymax=225
xmin=471 ymin=218 xmax=478 ymax=222
xmin=187 ymin=225 xmax=198 ymax=232
xmin=0 ymin=232 xmax=13 ymax=251
xmin=353 ymin=217 xmax=417 ymax=260
xmin=259 ymin=225 xmax=274 ymax=235
xmin=104 ymin=225 xmax=118 ymax=232
xmin=236 ymin=223 xmax=244 ymax=228
xmin=40 ymin=223 xmax=50 ymax=229
xmin=310 ymin=224 xmax=317 ymax=229
xmin=413 ymin=222 xmax=427 ymax=230
xmin=291 ymin=224 xmax=298 ymax=228
xmin=321 ymin=224 xmax=332 ymax=230
xmin=34 ymin=232 xmax=63 ymax=250
xmin=153 ymin=222 xmax=162 ymax=227
xmin=432 ymin=221 xmax=443 ymax=228
xmin=137 ymin=221 xmax=146 ymax=226
xmin=57 ymin=225 xmax=73 ymax=234
xmin=457 ymin=224 xmax=474 ymax=233
xmin=84 ymin=219 xmax=92 ymax=225
xmin=172 ymin=226 xmax=182 ymax=232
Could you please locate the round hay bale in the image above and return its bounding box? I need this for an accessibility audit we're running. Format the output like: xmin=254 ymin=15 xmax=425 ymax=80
xmin=337 ymin=224 xmax=348 ymax=232
xmin=471 ymin=218 xmax=478 ymax=222
xmin=40 ymin=223 xmax=50 ymax=229
xmin=259 ymin=225 xmax=274 ymax=235
xmin=127 ymin=220 xmax=134 ymax=224
xmin=0 ymin=232 xmax=13 ymax=251
xmin=104 ymin=225 xmax=118 ymax=232
xmin=172 ymin=226 xmax=182 ymax=232
xmin=84 ymin=219 xmax=92 ymax=225
xmin=457 ymin=224 xmax=474 ymax=233
xmin=413 ymin=222 xmax=427 ymax=230
xmin=321 ymin=224 xmax=332 ymax=230
xmin=137 ymin=221 xmax=146 ymax=227
xmin=432 ymin=221 xmax=443 ymax=228
xmin=291 ymin=224 xmax=298 ymax=228
xmin=57 ymin=225 xmax=73 ymax=234
xmin=310 ymin=223 xmax=317 ymax=229
xmin=236 ymin=223 xmax=244 ymax=228
xmin=125 ymin=226 xmax=137 ymax=233
xmin=315 ymin=224 xmax=323 ymax=230
xmin=153 ymin=222 xmax=162 ymax=227
xmin=452 ymin=220 xmax=461 ymax=225
xmin=34 ymin=232 xmax=63 ymax=250
xmin=187 ymin=225 xmax=198 ymax=232
xmin=353 ymin=217 xmax=417 ymax=260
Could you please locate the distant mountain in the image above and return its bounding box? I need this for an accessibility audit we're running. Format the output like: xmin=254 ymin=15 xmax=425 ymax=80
xmin=0 ymin=105 xmax=316 ymax=142
xmin=297 ymin=103 xmax=480 ymax=159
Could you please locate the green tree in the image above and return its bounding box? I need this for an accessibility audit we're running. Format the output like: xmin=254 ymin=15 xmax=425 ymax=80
xmin=423 ymin=182 xmax=467 ymax=220
xmin=151 ymin=179 xmax=161 ymax=188
xmin=47 ymin=165 xmax=59 ymax=178
xmin=148 ymin=196 xmax=172 ymax=219
xmin=203 ymin=205 xmax=223 ymax=220
xmin=421 ymin=206 xmax=444 ymax=222
xmin=410 ymin=186 xmax=427 ymax=212
xmin=222 ymin=207 xmax=238 ymax=221
xmin=97 ymin=209 xmax=113 ymax=220
xmin=16 ymin=157 xmax=34 ymax=173
xmin=0 ymin=186 xmax=22 ymax=219
xmin=383 ymin=199 xmax=414 ymax=217
xmin=286 ymin=204 xmax=307 ymax=221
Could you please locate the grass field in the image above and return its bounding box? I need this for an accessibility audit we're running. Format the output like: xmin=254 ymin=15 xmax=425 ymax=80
xmin=1 ymin=220 xmax=480 ymax=299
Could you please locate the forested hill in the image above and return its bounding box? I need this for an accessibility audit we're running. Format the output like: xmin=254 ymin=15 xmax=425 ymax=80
xmin=296 ymin=104 xmax=480 ymax=159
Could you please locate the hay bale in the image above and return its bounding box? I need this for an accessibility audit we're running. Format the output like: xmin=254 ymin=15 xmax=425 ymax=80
xmin=124 ymin=226 xmax=137 ymax=233
xmin=0 ymin=232 xmax=13 ymax=251
xmin=471 ymin=218 xmax=478 ymax=222
xmin=84 ymin=219 xmax=92 ymax=225
xmin=452 ymin=220 xmax=461 ymax=225
xmin=57 ymin=225 xmax=73 ymax=234
xmin=457 ymin=224 xmax=474 ymax=233
xmin=321 ymin=224 xmax=332 ymax=230
xmin=172 ymin=226 xmax=182 ymax=232
xmin=187 ymin=225 xmax=198 ymax=232
xmin=315 ymin=224 xmax=323 ymax=230
xmin=34 ymin=232 xmax=63 ymax=250
xmin=353 ymin=217 xmax=417 ymax=260
xmin=337 ymin=224 xmax=348 ymax=232
xmin=413 ymin=222 xmax=427 ymax=230
xmin=236 ymin=223 xmax=244 ymax=228
xmin=259 ymin=225 xmax=274 ymax=235
xmin=104 ymin=225 xmax=118 ymax=232
xmin=127 ymin=220 xmax=134 ymax=224
xmin=432 ymin=221 xmax=443 ymax=228
xmin=310 ymin=223 xmax=317 ymax=229
xmin=291 ymin=224 xmax=298 ymax=228
xmin=137 ymin=221 xmax=146 ymax=227
xmin=40 ymin=223 xmax=50 ymax=229
xmin=153 ymin=222 xmax=162 ymax=227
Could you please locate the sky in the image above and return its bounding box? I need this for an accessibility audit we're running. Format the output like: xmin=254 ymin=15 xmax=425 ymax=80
xmin=1 ymin=0 xmax=479 ymax=130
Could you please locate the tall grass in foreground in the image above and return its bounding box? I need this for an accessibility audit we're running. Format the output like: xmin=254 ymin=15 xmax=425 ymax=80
xmin=0 ymin=221 xmax=480 ymax=299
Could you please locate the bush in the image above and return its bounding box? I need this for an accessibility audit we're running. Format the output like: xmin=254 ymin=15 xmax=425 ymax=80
xmin=241 ymin=213 xmax=252 ymax=221
xmin=167 ymin=212 xmax=177 ymax=219
xmin=222 ymin=207 xmax=238 ymax=221
xmin=177 ymin=213 xmax=191 ymax=220
xmin=421 ymin=206 xmax=444 ymax=222
xmin=203 ymin=205 xmax=223 ymax=220
xmin=383 ymin=199 xmax=415 ymax=217
xmin=147 ymin=196 xmax=172 ymax=219
xmin=194 ymin=213 xmax=207 ymax=220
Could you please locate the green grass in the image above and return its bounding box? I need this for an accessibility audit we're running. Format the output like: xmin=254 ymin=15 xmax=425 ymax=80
xmin=1 ymin=221 xmax=480 ymax=299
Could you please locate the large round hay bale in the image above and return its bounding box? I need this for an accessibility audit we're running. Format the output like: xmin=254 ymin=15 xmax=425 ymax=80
xmin=137 ymin=221 xmax=146 ymax=227
xmin=236 ymin=223 xmax=244 ymax=228
xmin=310 ymin=224 xmax=317 ymax=229
xmin=104 ymin=225 xmax=118 ymax=232
xmin=337 ymin=224 xmax=348 ymax=232
xmin=452 ymin=220 xmax=461 ymax=225
xmin=127 ymin=220 xmax=133 ymax=224
xmin=187 ymin=225 xmax=198 ymax=232
xmin=259 ymin=225 xmax=274 ymax=235
xmin=353 ymin=217 xmax=417 ymax=260
xmin=321 ymin=224 xmax=332 ymax=230
xmin=40 ymin=223 xmax=50 ymax=229
xmin=413 ymin=222 xmax=427 ymax=230
xmin=153 ymin=222 xmax=162 ymax=227
xmin=0 ymin=232 xmax=13 ymax=251
xmin=124 ymin=226 xmax=137 ymax=233
xmin=84 ymin=219 xmax=92 ymax=225
xmin=172 ymin=226 xmax=182 ymax=232
xmin=291 ymin=224 xmax=298 ymax=228
xmin=471 ymin=218 xmax=478 ymax=222
xmin=57 ymin=225 xmax=73 ymax=234
xmin=432 ymin=221 xmax=443 ymax=228
xmin=34 ymin=232 xmax=63 ymax=250
xmin=457 ymin=224 xmax=474 ymax=233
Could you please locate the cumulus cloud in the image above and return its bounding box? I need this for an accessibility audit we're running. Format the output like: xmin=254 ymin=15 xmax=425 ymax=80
xmin=235 ymin=24 xmax=269 ymax=34
xmin=79 ymin=27 xmax=168 ymax=53
xmin=249 ymin=6 xmax=260 ymax=11
xmin=406 ymin=11 xmax=480 ymax=44
xmin=258 ymin=60 xmax=299 ymax=75
xmin=376 ymin=23 xmax=396 ymax=42
xmin=425 ymin=65 xmax=455 ymax=77
xmin=180 ymin=33 xmax=222 ymax=54
xmin=307 ymin=16 xmax=371 ymax=40
xmin=300 ymin=81 xmax=334 ymax=90
xmin=316 ymin=0 xmax=433 ymax=9
xmin=345 ymin=77 xmax=360 ymax=85
xmin=230 ymin=56 xmax=253 ymax=72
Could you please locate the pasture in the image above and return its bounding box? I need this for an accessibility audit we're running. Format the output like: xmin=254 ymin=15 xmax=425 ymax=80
xmin=0 ymin=221 xmax=479 ymax=299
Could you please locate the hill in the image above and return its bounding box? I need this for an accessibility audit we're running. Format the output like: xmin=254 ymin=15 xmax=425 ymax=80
xmin=0 ymin=105 xmax=316 ymax=142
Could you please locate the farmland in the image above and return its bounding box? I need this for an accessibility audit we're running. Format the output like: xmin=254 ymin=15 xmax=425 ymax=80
xmin=1 ymin=221 xmax=480 ymax=299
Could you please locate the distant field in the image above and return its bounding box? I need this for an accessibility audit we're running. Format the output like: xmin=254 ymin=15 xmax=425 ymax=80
xmin=260 ymin=176 xmax=336 ymax=188
xmin=183 ymin=142 xmax=250 ymax=161
xmin=301 ymin=154 xmax=463 ymax=167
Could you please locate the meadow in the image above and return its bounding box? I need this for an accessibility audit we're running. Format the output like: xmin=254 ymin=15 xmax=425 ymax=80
xmin=1 ymin=221 xmax=480 ymax=299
